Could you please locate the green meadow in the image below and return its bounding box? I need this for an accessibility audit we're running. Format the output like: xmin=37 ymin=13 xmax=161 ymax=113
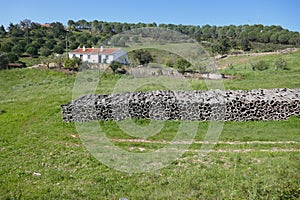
xmin=0 ymin=51 xmax=299 ymax=199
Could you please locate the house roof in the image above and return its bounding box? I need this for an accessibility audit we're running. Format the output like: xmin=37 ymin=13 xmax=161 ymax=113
xmin=69 ymin=48 xmax=120 ymax=55
xmin=40 ymin=23 xmax=51 ymax=28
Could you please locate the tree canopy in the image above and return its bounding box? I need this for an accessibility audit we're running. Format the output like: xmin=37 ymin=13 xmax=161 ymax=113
xmin=0 ymin=19 xmax=299 ymax=65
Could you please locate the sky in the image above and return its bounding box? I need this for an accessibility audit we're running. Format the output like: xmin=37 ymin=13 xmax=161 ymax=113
xmin=1 ymin=0 xmax=299 ymax=32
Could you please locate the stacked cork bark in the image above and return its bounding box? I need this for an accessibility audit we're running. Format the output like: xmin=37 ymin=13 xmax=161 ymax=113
xmin=61 ymin=88 xmax=300 ymax=122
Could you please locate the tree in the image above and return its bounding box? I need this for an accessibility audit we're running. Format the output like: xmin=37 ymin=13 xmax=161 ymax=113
xmin=20 ymin=19 xmax=31 ymax=29
xmin=53 ymin=45 xmax=64 ymax=54
xmin=8 ymin=23 xmax=24 ymax=37
xmin=175 ymin=58 xmax=191 ymax=74
xmin=50 ymin=22 xmax=66 ymax=37
xmin=78 ymin=34 xmax=88 ymax=44
xmin=241 ymin=38 xmax=251 ymax=51
xmin=40 ymin=47 xmax=52 ymax=57
xmin=32 ymin=29 xmax=44 ymax=38
xmin=20 ymin=19 xmax=31 ymax=45
xmin=44 ymin=39 xmax=56 ymax=49
xmin=7 ymin=53 xmax=18 ymax=63
xmin=90 ymin=35 xmax=99 ymax=45
xmin=0 ymin=52 xmax=9 ymax=69
xmin=26 ymin=46 xmax=38 ymax=57
xmin=133 ymin=49 xmax=153 ymax=65
xmin=288 ymin=33 xmax=300 ymax=45
xmin=53 ymin=54 xmax=64 ymax=69
xmin=12 ymin=44 xmax=24 ymax=55
xmin=31 ymin=41 xmax=42 ymax=49
xmin=258 ymin=32 xmax=270 ymax=43
xmin=76 ymin=19 xmax=89 ymax=29
xmin=109 ymin=61 xmax=122 ymax=73
xmin=278 ymin=32 xmax=289 ymax=44
xmin=212 ymin=38 xmax=231 ymax=54
xmin=248 ymin=31 xmax=258 ymax=42
xmin=64 ymin=57 xmax=82 ymax=71
xmin=67 ymin=20 xmax=76 ymax=31
xmin=69 ymin=41 xmax=80 ymax=50
xmin=270 ymin=32 xmax=280 ymax=44
xmin=0 ymin=42 xmax=13 ymax=52
xmin=11 ymin=37 xmax=20 ymax=44
xmin=113 ymin=23 xmax=122 ymax=33
xmin=0 ymin=25 xmax=6 ymax=36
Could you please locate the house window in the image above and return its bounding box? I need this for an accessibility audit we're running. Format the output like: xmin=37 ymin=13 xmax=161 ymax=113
xmin=87 ymin=55 xmax=91 ymax=59
xmin=72 ymin=54 xmax=75 ymax=58
xmin=80 ymin=55 xmax=83 ymax=59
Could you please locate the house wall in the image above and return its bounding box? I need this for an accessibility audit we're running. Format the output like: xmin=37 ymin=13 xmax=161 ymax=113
xmin=100 ymin=55 xmax=114 ymax=64
xmin=68 ymin=53 xmax=99 ymax=63
xmin=88 ymin=54 xmax=99 ymax=63
xmin=113 ymin=49 xmax=128 ymax=64
xmin=68 ymin=48 xmax=128 ymax=64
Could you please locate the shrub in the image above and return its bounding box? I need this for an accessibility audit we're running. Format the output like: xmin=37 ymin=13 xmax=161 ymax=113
xmin=109 ymin=61 xmax=122 ymax=73
xmin=175 ymin=58 xmax=191 ymax=74
xmin=274 ymin=58 xmax=288 ymax=70
xmin=0 ymin=52 xmax=9 ymax=69
xmin=26 ymin=46 xmax=38 ymax=57
xmin=53 ymin=45 xmax=64 ymax=54
xmin=251 ymin=60 xmax=268 ymax=71
xmin=40 ymin=48 xmax=52 ymax=57
xmin=64 ymin=57 xmax=81 ymax=71
xmin=7 ymin=53 xmax=19 ymax=63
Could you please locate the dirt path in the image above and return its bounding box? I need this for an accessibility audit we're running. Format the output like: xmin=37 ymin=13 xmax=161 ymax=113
xmin=111 ymin=138 xmax=299 ymax=145
xmin=110 ymin=138 xmax=300 ymax=153
xmin=127 ymin=147 xmax=300 ymax=153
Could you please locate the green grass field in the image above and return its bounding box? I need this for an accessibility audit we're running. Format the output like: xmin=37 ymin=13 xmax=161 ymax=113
xmin=0 ymin=51 xmax=300 ymax=199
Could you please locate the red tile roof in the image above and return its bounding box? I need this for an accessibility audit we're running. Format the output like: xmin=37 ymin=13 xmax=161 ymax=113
xmin=40 ymin=23 xmax=51 ymax=28
xmin=69 ymin=48 xmax=120 ymax=55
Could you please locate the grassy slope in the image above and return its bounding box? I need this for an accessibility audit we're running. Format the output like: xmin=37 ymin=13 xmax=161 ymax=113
xmin=217 ymin=51 xmax=300 ymax=90
xmin=0 ymin=52 xmax=300 ymax=199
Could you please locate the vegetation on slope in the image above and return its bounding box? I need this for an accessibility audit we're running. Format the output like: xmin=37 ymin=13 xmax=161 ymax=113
xmin=0 ymin=50 xmax=299 ymax=198
xmin=0 ymin=19 xmax=300 ymax=69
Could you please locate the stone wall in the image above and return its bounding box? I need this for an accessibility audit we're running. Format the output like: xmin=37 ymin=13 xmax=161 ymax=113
xmin=61 ymin=88 xmax=300 ymax=122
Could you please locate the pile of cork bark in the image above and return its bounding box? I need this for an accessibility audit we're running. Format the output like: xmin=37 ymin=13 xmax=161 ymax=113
xmin=61 ymin=88 xmax=300 ymax=122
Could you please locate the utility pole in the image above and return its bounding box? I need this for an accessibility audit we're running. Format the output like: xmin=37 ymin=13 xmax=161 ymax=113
xmin=26 ymin=26 xmax=29 ymax=46
xmin=65 ymin=31 xmax=68 ymax=59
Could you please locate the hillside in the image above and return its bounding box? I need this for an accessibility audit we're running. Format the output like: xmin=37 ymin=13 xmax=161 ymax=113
xmin=0 ymin=62 xmax=299 ymax=198
xmin=0 ymin=19 xmax=300 ymax=69
xmin=1 ymin=20 xmax=300 ymax=199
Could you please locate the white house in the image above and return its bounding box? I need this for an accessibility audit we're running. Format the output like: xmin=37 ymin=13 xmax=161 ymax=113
xmin=68 ymin=46 xmax=128 ymax=64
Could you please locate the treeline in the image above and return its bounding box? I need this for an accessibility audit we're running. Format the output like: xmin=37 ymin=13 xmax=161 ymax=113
xmin=67 ymin=20 xmax=300 ymax=52
xmin=0 ymin=19 xmax=299 ymax=67
xmin=67 ymin=19 xmax=300 ymax=46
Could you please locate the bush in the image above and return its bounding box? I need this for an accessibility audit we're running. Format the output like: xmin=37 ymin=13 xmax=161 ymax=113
xmin=53 ymin=45 xmax=64 ymax=54
xmin=0 ymin=42 xmax=13 ymax=53
xmin=251 ymin=60 xmax=269 ymax=71
xmin=175 ymin=58 xmax=191 ymax=74
xmin=64 ymin=57 xmax=81 ymax=71
xmin=40 ymin=48 xmax=52 ymax=57
xmin=109 ymin=61 xmax=123 ymax=73
xmin=274 ymin=58 xmax=288 ymax=70
xmin=0 ymin=52 xmax=9 ymax=69
xmin=26 ymin=46 xmax=38 ymax=57
xmin=7 ymin=53 xmax=19 ymax=63
xmin=12 ymin=44 xmax=25 ymax=55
